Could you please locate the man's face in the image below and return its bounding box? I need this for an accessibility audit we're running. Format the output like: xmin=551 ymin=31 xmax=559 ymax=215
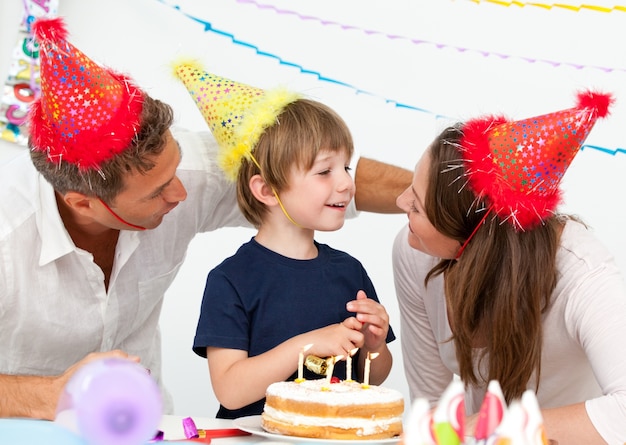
xmin=102 ymin=131 xmax=187 ymax=231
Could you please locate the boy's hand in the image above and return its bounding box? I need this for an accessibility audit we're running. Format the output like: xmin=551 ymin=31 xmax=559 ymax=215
xmin=346 ymin=290 xmax=389 ymax=351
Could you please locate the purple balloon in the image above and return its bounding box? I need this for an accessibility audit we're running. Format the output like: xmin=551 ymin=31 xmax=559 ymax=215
xmin=56 ymin=358 xmax=162 ymax=445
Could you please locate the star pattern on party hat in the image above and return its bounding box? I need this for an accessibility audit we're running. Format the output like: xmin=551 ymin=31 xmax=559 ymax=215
xmin=173 ymin=60 xmax=300 ymax=180
xmin=460 ymin=90 xmax=613 ymax=230
xmin=28 ymin=17 xmax=144 ymax=170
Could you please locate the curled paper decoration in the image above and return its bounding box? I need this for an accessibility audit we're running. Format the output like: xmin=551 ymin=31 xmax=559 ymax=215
xmin=0 ymin=0 xmax=57 ymax=145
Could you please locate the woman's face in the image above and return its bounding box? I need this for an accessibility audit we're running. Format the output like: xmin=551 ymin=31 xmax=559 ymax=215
xmin=396 ymin=149 xmax=461 ymax=259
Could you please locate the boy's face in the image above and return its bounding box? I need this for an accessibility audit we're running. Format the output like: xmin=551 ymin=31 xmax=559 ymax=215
xmin=278 ymin=148 xmax=354 ymax=232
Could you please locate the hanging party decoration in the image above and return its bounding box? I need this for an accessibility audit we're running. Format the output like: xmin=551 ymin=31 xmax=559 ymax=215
xmin=0 ymin=0 xmax=58 ymax=146
xmin=158 ymin=0 xmax=622 ymax=156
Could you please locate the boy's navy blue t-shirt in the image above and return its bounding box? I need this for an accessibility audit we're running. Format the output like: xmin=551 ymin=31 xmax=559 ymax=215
xmin=193 ymin=238 xmax=395 ymax=419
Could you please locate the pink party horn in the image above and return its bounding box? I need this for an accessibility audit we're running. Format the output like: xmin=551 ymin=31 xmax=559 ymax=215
xmin=474 ymin=380 xmax=506 ymax=443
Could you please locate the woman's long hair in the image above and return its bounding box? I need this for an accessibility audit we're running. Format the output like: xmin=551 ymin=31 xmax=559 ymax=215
xmin=425 ymin=125 xmax=562 ymax=402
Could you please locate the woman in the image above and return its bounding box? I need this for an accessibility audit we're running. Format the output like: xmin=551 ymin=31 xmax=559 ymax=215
xmin=393 ymin=91 xmax=625 ymax=444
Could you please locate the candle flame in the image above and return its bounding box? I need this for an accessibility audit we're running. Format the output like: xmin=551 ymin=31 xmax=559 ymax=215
xmin=348 ymin=348 xmax=359 ymax=357
xmin=303 ymin=343 xmax=313 ymax=352
xmin=369 ymin=352 xmax=380 ymax=360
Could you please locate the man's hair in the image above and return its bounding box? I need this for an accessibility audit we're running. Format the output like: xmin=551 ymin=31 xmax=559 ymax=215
xmin=30 ymin=94 xmax=174 ymax=203
xmin=236 ymin=99 xmax=354 ymax=227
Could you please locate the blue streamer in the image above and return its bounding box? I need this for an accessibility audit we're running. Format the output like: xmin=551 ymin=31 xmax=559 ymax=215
xmin=155 ymin=0 xmax=622 ymax=157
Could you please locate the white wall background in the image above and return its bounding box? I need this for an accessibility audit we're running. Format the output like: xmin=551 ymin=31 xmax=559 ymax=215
xmin=1 ymin=0 xmax=624 ymax=418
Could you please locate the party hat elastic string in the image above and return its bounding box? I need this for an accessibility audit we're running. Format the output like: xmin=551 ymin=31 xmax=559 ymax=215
xmin=99 ymin=198 xmax=146 ymax=231
xmin=248 ymin=153 xmax=302 ymax=228
xmin=455 ymin=207 xmax=491 ymax=259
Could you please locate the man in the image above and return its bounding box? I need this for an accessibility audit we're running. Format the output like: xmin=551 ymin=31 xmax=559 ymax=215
xmin=0 ymin=17 xmax=411 ymax=419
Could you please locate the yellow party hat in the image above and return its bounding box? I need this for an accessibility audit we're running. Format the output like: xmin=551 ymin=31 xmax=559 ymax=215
xmin=173 ymin=60 xmax=300 ymax=180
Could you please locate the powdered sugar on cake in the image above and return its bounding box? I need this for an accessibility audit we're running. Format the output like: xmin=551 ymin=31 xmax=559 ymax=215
xmin=267 ymin=379 xmax=404 ymax=405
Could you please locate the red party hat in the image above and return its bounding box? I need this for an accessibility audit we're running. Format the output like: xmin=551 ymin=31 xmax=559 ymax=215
xmin=28 ymin=17 xmax=144 ymax=170
xmin=460 ymin=90 xmax=613 ymax=230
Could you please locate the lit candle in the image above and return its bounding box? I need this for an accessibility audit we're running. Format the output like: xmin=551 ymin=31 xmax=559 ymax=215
xmin=362 ymin=352 xmax=379 ymax=388
xmin=345 ymin=348 xmax=359 ymax=382
xmin=324 ymin=355 xmax=344 ymax=387
xmin=296 ymin=344 xmax=313 ymax=382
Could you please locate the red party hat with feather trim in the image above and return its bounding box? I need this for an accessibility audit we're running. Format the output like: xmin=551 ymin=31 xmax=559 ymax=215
xmin=28 ymin=17 xmax=144 ymax=171
xmin=460 ymin=90 xmax=613 ymax=230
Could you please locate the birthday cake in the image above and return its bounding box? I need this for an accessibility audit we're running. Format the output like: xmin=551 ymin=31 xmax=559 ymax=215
xmin=261 ymin=379 xmax=404 ymax=440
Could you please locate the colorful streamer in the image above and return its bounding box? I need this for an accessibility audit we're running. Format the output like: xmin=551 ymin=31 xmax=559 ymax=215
xmin=581 ymin=144 xmax=626 ymax=156
xmin=234 ymin=0 xmax=625 ymax=75
xmin=0 ymin=0 xmax=57 ymax=146
xmin=157 ymin=0 xmax=623 ymax=157
xmin=466 ymin=0 xmax=626 ymax=13
xmin=156 ymin=0 xmax=441 ymax=118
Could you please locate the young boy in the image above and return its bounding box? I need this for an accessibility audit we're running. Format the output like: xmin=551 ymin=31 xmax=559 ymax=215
xmin=174 ymin=63 xmax=396 ymax=418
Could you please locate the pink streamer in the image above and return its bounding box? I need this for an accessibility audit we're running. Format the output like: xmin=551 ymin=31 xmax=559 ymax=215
xmin=236 ymin=0 xmax=625 ymax=74
xmin=158 ymin=0 xmax=623 ymax=156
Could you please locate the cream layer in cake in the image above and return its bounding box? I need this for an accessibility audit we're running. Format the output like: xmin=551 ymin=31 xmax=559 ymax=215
xmin=261 ymin=379 xmax=404 ymax=440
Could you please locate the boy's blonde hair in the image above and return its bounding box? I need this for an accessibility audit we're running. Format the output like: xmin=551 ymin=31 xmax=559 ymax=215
xmin=236 ymin=99 xmax=354 ymax=227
